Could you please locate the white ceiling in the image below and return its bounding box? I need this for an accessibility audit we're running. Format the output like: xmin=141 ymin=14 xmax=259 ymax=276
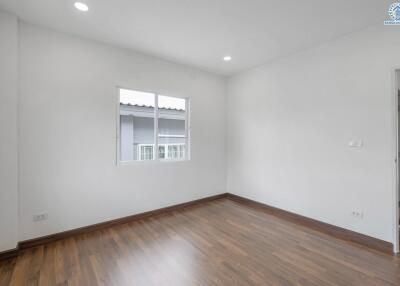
xmin=0 ymin=0 xmax=392 ymax=75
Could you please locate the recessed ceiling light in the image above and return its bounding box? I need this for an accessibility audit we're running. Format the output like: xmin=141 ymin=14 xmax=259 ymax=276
xmin=74 ymin=2 xmax=89 ymax=12
xmin=223 ymin=56 xmax=232 ymax=61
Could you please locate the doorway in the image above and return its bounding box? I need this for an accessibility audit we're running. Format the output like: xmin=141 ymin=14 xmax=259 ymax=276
xmin=395 ymin=69 xmax=400 ymax=253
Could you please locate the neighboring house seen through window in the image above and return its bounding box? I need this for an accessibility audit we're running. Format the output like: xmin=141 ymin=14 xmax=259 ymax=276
xmin=137 ymin=144 xmax=185 ymax=160
xmin=118 ymin=88 xmax=189 ymax=162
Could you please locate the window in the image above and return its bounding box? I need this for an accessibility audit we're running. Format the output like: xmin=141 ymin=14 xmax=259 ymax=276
xmin=158 ymin=145 xmax=166 ymax=159
xmin=138 ymin=144 xmax=154 ymax=160
xmin=118 ymin=88 xmax=190 ymax=163
xmin=168 ymin=144 xmax=185 ymax=160
xmin=136 ymin=144 xmax=185 ymax=160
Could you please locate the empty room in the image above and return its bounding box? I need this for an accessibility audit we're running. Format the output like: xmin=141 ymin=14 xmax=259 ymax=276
xmin=1 ymin=0 xmax=400 ymax=285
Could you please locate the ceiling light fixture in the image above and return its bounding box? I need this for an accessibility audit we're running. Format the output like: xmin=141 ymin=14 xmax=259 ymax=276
xmin=223 ymin=56 xmax=232 ymax=61
xmin=74 ymin=2 xmax=89 ymax=12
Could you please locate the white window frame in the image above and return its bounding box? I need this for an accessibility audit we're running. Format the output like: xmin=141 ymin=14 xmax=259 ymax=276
xmin=116 ymin=87 xmax=191 ymax=165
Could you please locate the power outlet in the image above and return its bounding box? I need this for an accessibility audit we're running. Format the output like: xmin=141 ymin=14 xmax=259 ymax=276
xmin=33 ymin=213 xmax=48 ymax=222
xmin=351 ymin=211 xmax=363 ymax=219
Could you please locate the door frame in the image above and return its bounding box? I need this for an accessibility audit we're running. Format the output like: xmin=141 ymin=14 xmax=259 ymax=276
xmin=392 ymin=68 xmax=399 ymax=254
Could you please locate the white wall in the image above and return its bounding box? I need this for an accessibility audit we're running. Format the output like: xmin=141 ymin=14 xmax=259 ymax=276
xmin=0 ymin=10 xmax=19 ymax=251
xmin=18 ymin=23 xmax=227 ymax=241
xmin=227 ymin=25 xmax=400 ymax=243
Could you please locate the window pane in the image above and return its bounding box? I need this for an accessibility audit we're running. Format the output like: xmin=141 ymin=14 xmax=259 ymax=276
xmin=158 ymin=95 xmax=186 ymax=160
xmin=119 ymin=89 xmax=155 ymax=161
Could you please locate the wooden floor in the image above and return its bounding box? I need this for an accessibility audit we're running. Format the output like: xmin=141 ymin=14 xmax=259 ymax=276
xmin=1 ymin=198 xmax=399 ymax=286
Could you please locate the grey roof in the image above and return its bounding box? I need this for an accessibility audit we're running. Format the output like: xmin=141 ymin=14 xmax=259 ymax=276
xmin=120 ymin=103 xmax=184 ymax=112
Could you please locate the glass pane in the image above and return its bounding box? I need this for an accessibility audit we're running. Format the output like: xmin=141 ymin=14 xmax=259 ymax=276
xmin=119 ymin=89 xmax=155 ymax=161
xmin=158 ymin=95 xmax=186 ymax=160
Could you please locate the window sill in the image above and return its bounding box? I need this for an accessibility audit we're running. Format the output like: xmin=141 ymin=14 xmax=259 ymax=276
xmin=117 ymin=159 xmax=191 ymax=167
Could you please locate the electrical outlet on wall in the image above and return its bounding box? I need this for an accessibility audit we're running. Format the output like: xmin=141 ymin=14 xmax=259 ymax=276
xmin=351 ymin=211 xmax=363 ymax=219
xmin=33 ymin=213 xmax=48 ymax=222
xmin=348 ymin=139 xmax=363 ymax=148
